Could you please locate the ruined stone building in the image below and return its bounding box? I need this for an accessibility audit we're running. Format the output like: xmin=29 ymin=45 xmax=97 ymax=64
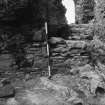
xmin=0 ymin=0 xmax=105 ymax=74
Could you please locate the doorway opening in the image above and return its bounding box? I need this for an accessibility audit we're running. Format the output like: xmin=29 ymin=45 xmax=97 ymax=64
xmin=62 ymin=0 xmax=75 ymax=24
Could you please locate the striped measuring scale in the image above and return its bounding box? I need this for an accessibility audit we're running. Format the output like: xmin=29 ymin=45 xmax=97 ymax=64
xmin=45 ymin=22 xmax=51 ymax=77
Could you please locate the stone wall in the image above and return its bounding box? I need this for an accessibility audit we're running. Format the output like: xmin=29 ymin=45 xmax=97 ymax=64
xmin=75 ymin=0 xmax=83 ymax=24
xmin=94 ymin=0 xmax=105 ymax=42
xmin=1 ymin=0 xmax=105 ymax=76
xmin=0 ymin=0 xmax=66 ymax=73
xmin=75 ymin=0 xmax=95 ymax=24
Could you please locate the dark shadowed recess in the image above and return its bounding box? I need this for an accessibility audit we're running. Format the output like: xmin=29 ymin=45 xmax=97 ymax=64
xmin=0 ymin=0 xmax=45 ymax=30
xmin=0 ymin=0 xmax=68 ymax=35
xmin=0 ymin=0 xmax=68 ymax=70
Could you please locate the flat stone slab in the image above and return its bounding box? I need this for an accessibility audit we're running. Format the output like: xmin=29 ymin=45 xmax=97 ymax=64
xmin=0 ymin=84 xmax=15 ymax=98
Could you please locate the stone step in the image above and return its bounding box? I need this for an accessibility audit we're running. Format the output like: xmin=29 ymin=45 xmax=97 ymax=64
xmin=31 ymin=42 xmax=47 ymax=47
xmin=66 ymin=40 xmax=88 ymax=49
xmin=67 ymin=24 xmax=94 ymax=40
xmin=71 ymin=28 xmax=93 ymax=34
xmin=69 ymin=24 xmax=92 ymax=28
xmin=70 ymin=27 xmax=89 ymax=32
xmin=69 ymin=34 xmax=93 ymax=40
xmin=51 ymin=56 xmax=89 ymax=67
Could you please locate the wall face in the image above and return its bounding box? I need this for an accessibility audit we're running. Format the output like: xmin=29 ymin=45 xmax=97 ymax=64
xmin=75 ymin=0 xmax=95 ymax=24
xmin=0 ymin=0 xmax=66 ymax=28
xmin=47 ymin=0 xmax=66 ymax=25
xmin=0 ymin=0 xmax=67 ymax=70
xmin=75 ymin=0 xmax=83 ymax=24
xmin=94 ymin=0 xmax=105 ymax=42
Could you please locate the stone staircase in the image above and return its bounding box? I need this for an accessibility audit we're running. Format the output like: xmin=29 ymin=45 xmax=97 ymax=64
xmin=0 ymin=23 xmax=94 ymax=75
xmin=50 ymin=23 xmax=94 ymax=74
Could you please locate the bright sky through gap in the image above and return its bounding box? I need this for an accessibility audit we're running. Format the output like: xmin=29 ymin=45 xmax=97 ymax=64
xmin=62 ymin=0 xmax=75 ymax=24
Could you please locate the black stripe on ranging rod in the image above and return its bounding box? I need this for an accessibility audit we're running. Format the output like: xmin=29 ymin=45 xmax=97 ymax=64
xmin=45 ymin=22 xmax=51 ymax=77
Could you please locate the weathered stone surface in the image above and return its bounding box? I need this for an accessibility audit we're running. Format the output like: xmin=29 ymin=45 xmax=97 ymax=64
xmin=52 ymin=47 xmax=69 ymax=53
xmin=68 ymin=24 xmax=94 ymax=40
xmin=66 ymin=40 xmax=87 ymax=49
xmin=6 ymin=98 xmax=19 ymax=105
xmin=0 ymin=54 xmax=12 ymax=71
xmin=50 ymin=23 xmax=95 ymax=73
xmin=70 ymin=64 xmax=93 ymax=75
xmin=94 ymin=0 xmax=105 ymax=43
xmin=3 ymin=68 xmax=105 ymax=105
xmin=65 ymin=56 xmax=89 ymax=67
xmin=75 ymin=0 xmax=95 ymax=24
xmin=49 ymin=37 xmax=66 ymax=44
xmin=18 ymin=74 xmax=105 ymax=104
xmin=0 ymin=84 xmax=15 ymax=98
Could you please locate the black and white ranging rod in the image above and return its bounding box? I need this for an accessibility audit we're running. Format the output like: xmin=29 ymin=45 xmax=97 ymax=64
xmin=45 ymin=22 xmax=51 ymax=77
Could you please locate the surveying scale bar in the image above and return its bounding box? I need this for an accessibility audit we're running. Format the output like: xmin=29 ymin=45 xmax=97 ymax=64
xmin=45 ymin=22 xmax=51 ymax=77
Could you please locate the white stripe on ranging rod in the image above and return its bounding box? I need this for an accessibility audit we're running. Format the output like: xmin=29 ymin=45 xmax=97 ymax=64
xmin=45 ymin=22 xmax=51 ymax=77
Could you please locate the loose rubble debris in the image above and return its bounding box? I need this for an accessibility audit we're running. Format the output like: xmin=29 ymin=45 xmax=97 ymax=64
xmin=3 ymin=69 xmax=105 ymax=105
